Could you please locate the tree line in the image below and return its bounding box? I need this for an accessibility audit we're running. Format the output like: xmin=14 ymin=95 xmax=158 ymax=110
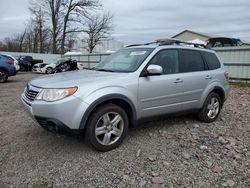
xmin=0 ymin=0 xmax=113 ymax=54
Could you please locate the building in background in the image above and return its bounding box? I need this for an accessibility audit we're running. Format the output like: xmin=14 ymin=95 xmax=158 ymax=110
xmin=172 ymin=29 xmax=250 ymax=46
xmin=172 ymin=30 xmax=214 ymax=43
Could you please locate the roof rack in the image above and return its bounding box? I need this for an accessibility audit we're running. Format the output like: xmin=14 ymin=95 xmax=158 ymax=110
xmin=126 ymin=42 xmax=157 ymax=47
xmin=126 ymin=38 xmax=208 ymax=49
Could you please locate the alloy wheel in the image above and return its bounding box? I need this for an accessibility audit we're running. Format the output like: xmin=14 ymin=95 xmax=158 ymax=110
xmin=95 ymin=112 xmax=124 ymax=146
xmin=207 ymin=97 xmax=220 ymax=119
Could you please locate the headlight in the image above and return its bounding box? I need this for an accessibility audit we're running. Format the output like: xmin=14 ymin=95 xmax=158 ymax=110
xmin=37 ymin=87 xmax=77 ymax=102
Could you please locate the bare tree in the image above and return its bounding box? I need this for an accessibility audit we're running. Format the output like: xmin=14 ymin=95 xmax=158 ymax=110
xmin=83 ymin=12 xmax=113 ymax=53
xmin=60 ymin=0 xmax=100 ymax=54
xmin=29 ymin=5 xmax=47 ymax=53
xmin=18 ymin=30 xmax=26 ymax=52
xmin=29 ymin=0 xmax=63 ymax=53
xmin=48 ymin=0 xmax=63 ymax=53
xmin=0 ymin=0 xmax=114 ymax=54
xmin=0 ymin=31 xmax=28 ymax=52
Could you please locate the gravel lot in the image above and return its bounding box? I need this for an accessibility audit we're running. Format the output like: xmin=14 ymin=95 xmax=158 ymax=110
xmin=0 ymin=72 xmax=250 ymax=188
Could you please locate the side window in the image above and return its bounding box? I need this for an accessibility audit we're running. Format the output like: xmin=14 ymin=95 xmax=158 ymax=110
xmin=148 ymin=50 xmax=179 ymax=74
xmin=202 ymin=52 xmax=221 ymax=70
xmin=214 ymin=41 xmax=223 ymax=47
xmin=180 ymin=50 xmax=205 ymax=73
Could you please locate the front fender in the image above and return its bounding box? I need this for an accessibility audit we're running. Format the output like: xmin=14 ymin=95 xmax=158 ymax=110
xmin=78 ymin=86 xmax=138 ymax=129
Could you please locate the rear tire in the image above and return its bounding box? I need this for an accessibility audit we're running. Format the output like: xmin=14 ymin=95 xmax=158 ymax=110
xmin=0 ymin=69 xmax=8 ymax=83
xmin=85 ymin=104 xmax=129 ymax=151
xmin=198 ymin=92 xmax=222 ymax=123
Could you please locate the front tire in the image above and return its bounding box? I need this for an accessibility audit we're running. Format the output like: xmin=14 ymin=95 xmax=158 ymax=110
xmin=198 ymin=92 xmax=222 ymax=123
xmin=86 ymin=104 xmax=129 ymax=151
xmin=46 ymin=67 xmax=53 ymax=74
xmin=0 ymin=69 xmax=8 ymax=83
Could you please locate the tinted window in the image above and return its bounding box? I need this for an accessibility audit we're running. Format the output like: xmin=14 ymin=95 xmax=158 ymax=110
xmin=202 ymin=52 xmax=221 ymax=70
xmin=26 ymin=56 xmax=32 ymax=60
xmin=148 ymin=50 xmax=179 ymax=74
xmin=180 ymin=50 xmax=205 ymax=72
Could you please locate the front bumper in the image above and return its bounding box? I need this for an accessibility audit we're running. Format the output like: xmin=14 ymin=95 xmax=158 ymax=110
xmin=34 ymin=116 xmax=74 ymax=133
xmin=21 ymin=93 xmax=90 ymax=130
xmin=224 ymin=83 xmax=230 ymax=102
xmin=32 ymin=67 xmax=44 ymax=73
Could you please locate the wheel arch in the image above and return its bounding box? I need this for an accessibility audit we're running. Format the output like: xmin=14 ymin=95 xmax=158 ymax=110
xmin=211 ymin=86 xmax=225 ymax=106
xmin=200 ymin=85 xmax=226 ymax=109
xmin=0 ymin=67 xmax=9 ymax=75
xmin=79 ymin=94 xmax=137 ymax=130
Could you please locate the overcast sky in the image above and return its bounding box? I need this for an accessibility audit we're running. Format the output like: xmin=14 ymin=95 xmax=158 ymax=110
xmin=0 ymin=0 xmax=249 ymax=44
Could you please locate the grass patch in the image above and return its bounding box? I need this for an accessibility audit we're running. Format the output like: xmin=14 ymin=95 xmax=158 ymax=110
xmin=229 ymin=81 xmax=250 ymax=87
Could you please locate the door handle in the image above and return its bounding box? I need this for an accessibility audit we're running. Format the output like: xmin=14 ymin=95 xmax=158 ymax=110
xmin=205 ymin=75 xmax=212 ymax=80
xmin=174 ymin=78 xmax=183 ymax=83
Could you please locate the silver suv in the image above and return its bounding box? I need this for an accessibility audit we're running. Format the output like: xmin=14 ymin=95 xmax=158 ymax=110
xmin=21 ymin=40 xmax=229 ymax=151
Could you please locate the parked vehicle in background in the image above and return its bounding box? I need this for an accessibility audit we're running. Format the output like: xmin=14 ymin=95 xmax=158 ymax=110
xmin=0 ymin=54 xmax=16 ymax=83
xmin=33 ymin=58 xmax=79 ymax=74
xmin=77 ymin=62 xmax=85 ymax=70
xmin=32 ymin=63 xmax=50 ymax=74
xmin=2 ymin=54 xmax=20 ymax=71
xmin=51 ymin=59 xmax=78 ymax=73
xmin=19 ymin=56 xmax=43 ymax=66
xmin=206 ymin=37 xmax=247 ymax=48
xmin=21 ymin=39 xmax=229 ymax=151
xmin=16 ymin=56 xmax=32 ymax=71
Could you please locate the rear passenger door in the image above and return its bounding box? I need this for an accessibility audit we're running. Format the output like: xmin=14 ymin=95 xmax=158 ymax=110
xmin=179 ymin=49 xmax=211 ymax=110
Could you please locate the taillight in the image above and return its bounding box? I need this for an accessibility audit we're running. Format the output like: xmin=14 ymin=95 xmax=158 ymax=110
xmin=224 ymin=71 xmax=229 ymax=80
xmin=6 ymin=60 xmax=14 ymax=65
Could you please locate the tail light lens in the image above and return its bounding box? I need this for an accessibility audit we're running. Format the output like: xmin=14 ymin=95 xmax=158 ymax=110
xmin=7 ymin=60 xmax=14 ymax=65
xmin=224 ymin=71 xmax=229 ymax=80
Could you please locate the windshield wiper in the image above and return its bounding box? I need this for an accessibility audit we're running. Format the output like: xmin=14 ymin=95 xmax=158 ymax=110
xmin=95 ymin=68 xmax=114 ymax=72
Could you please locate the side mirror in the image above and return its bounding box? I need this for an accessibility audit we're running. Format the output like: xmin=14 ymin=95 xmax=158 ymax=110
xmin=146 ymin=65 xmax=163 ymax=75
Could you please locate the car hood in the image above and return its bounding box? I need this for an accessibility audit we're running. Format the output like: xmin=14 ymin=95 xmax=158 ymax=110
xmin=30 ymin=70 xmax=130 ymax=88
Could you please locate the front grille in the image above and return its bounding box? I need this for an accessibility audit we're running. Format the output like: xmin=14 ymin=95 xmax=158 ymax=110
xmin=25 ymin=86 xmax=39 ymax=101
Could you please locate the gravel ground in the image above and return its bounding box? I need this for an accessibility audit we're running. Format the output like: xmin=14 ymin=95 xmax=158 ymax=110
xmin=0 ymin=72 xmax=250 ymax=188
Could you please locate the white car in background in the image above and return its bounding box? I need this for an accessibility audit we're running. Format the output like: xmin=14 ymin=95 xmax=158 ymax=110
xmin=33 ymin=58 xmax=85 ymax=74
xmin=77 ymin=62 xmax=85 ymax=70
xmin=32 ymin=62 xmax=51 ymax=74
xmin=3 ymin=54 xmax=20 ymax=71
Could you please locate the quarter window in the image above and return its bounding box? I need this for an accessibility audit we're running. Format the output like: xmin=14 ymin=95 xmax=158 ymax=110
xmin=180 ymin=50 xmax=205 ymax=72
xmin=202 ymin=52 xmax=221 ymax=70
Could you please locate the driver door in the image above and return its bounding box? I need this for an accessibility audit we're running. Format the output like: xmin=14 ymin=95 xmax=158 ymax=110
xmin=138 ymin=49 xmax=183 ymax=118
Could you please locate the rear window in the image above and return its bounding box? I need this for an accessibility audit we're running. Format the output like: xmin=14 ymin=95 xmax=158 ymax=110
xmin=2 ymin=55 xmax=12 ymax=61
xmin=202 ymin=52 xmax=221 ymax=70
xmin=180 ymin=50 xmax=205 ymax=72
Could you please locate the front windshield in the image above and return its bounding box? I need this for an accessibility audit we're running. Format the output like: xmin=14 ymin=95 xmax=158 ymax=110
xmin=94 ymin=48 xmax=153 ymax=72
